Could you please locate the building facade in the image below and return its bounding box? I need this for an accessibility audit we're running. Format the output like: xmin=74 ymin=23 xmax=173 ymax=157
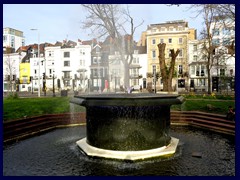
xmin=3 ymin=27 xmax=25 ymax=52
xmin=145 ymin=20 xmax=196 ymax=92
xmin=210 ymin=17 xmax=235 ymax=92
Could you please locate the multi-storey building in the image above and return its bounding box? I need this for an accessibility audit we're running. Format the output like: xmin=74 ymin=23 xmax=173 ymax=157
xmin=89 ymin=39 xmax=110 ymax=92
xmin=145 ymin=20 xmax=196 ymax=92
xmin=3 ymin=47 xmax=24 ymax=92
xmin=43 ymin=40 xmax=91 ymax=92
xmin=12 ymin=40 xmax=91 ymax=94
xmin=210 ymin=17 xmax=235 ymax=92
xmin=3 ymin=27 xmax=25 ymax=52
xmin=188 ymin=39 xmax=208 ymax=92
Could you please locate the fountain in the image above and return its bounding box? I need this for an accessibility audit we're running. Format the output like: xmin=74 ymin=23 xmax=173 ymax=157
xmin=70 ymin=93 xmax=185 ymax=160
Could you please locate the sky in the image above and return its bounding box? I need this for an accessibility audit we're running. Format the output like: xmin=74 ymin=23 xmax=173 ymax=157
xmin=3 ymin=4 xmax=205 ymax=45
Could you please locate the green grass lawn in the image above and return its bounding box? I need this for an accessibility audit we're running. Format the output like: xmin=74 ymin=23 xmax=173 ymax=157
xmin=3 ymin=97 xmax=85 ymax=121
xmin=171 ymin=99 xmax=235 ymax=114
xmin=3 ymin=96 xmax=235 ymax=121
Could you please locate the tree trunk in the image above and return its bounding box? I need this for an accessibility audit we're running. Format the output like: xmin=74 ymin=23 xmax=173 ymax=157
xmin=158 ymin=43 xmax=179 ymax=92
xmin=169 ymin=49 xmax=180 ymax=92
xmin=157 ymin=43 xmax=168 ymax=91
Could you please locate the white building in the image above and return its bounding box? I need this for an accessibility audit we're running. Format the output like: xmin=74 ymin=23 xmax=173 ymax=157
xmin=3 ymin=49 xmax=24 ymax=92
xmin=187 ymin=17 xmax=235 ymax=93
xmin=3 ymin=27 xmax=25 ymax=52
xmin=210 ymin=17 xmax=235 ymax=92
xmin=188 ymin=39 xmax=208 ymax=92
xmin=42 ymin=41 xmax=92 ymax=92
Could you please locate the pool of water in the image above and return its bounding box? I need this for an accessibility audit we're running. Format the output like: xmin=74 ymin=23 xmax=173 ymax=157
xmin=3 ymin=125 xmax=235 ymax=176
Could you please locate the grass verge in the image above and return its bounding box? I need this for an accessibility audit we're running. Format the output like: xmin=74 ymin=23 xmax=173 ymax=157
xmin=3 ymin=97 xmax=85 ymax=121
xmin=3 ymin=96 xmax=235 ymax=121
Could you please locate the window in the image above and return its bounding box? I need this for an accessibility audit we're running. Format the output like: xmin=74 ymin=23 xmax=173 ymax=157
xmin=198 ymin=79 xmax=205 ymax=86
xmin=160 ymin=27 xmax=166 ymax=31
xmin=64 ymin=80 xmax=71 ymax=86
xmin=93 ymin=69 xmax=98 ymax=77
xmin=3 ymin=35 xmax=7 ymax=42
xmin=152 ymin=39 xmax=156 ymax=45
xmin=178 ymin=38 xmax=183 ymax=44
xmin=201 ymin=65 xmax=205 ymax=76
xmin=196 ymin=65 xmax=200 ymax=76
xmin=212 ymin=39 xmax=220 ymax=46
xmin=48 ymin=51 xmax=54 ymax=57
xmin=64 ymin=61 xmax=70 ymax=66
xmin=93 ymin=57 xmax=98 ymax=64
xmin=96 ymin=46 xmax=100 ymax=53
xmin=151 ymin=28 xmax=157 ymax=32
xmin=152 ymin=65 xmax=156 ymax=74
xmin=220 ymin=69 xmax=225 ymax=76
xmin=133 ymin=57 xmax=139 ymax=64
xmin=193 ymin=55 xmax=197 ymax=61
xmin=190 ymin=66 xmax=195 ymax=75
xmin=80 ymin=49 xmax=85 ymax=55
xmin=80 ymin=59 xmax=85 ymax=66
xmin=179 ymin=49 xmax=183 ymax=57
xmin=160 ymin=39 xmax=164 ymax=43
xmin=93 ymin=79 xmax=98 ymax=87
xmin=212 ymin=29 xmax=220 ymax=36
xmin=223 ymin=38 xmax=231 ymax=46
xmin=63 ymin=71 xmax=70 ymax=79
xmin=22 ymin=39 xmax=25 ymax=46
xmin=168 ymin=38 xmax=172 ymax=44
xmin=178 ymin=65 xmax=183 ymax=74
xmin=169 ymin=26 xmax=174 ymax=31
xmin=134 ymin=50 xmax=139 ymax=54
xmin=178 ymin=26 xmax=183 ymax=31
xmin=11 ymin=36 xmax=15 ymax=48
xmin=193 ymin=45 xmax=197 ymax=51
xmin=178 ymin=79 xmax=185 ymax=88
xmin=222 ymin=28 xmax=231 ymax=35
xmin=152 ymin=50 xmax=156 ymax=59
xmin=64 ymin=52 xmax=70 ymax=58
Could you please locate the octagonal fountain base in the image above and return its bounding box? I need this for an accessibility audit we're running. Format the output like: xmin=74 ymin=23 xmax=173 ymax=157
xmin=77 ymin=137 xmax=179 ymax=161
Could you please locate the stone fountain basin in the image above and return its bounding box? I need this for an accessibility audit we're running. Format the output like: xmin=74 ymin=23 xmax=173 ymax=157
xmin=70 ymin=93 xmax=185 ymax=160
xmin=71 ymin=93 xmax=185 ymax=107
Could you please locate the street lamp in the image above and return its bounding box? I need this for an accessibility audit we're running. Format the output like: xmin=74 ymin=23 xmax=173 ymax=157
xmin=31 ymin=29 xmax=40 ymax=97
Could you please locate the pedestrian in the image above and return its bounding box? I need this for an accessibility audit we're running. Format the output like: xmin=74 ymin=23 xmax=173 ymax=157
xmin=226 ymin=106 xmax=235 ymax=121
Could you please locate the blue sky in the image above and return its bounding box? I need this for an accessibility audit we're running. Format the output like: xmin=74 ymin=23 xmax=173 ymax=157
xmin=3 ymin=4 xmax=204 ymax=45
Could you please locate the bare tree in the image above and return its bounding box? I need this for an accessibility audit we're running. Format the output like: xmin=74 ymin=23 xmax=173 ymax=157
xmin=81 ymin=4 xmax=143 ymax=88
xmin=3 ymin=49 xmax=17 ymax=95
xmin=191 ymin=4 xmax=235 ymax=94
xmin=157 ymin=43 xmax=180 ymax=92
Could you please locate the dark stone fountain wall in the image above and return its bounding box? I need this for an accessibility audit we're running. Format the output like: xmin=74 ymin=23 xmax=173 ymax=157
xmin=71 ymin=94 xmax=184 ymax=152
xmin=86 ymin=105 xmax=171 ymax=151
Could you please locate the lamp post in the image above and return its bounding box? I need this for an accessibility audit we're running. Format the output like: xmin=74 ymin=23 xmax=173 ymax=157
xmin=53 ymin=73 xmax=56 ymax=97
xmin=31 ymin=29 xmax=40 ymax=97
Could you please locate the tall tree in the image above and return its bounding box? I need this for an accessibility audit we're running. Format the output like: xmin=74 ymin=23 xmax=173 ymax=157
xmin=157 ymin=43 xmax=180 ymax=92
xmin=191 ymin=4 xmax=235 ymax=94
xmin=81 ymin=4 xmax=143 ymax=88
